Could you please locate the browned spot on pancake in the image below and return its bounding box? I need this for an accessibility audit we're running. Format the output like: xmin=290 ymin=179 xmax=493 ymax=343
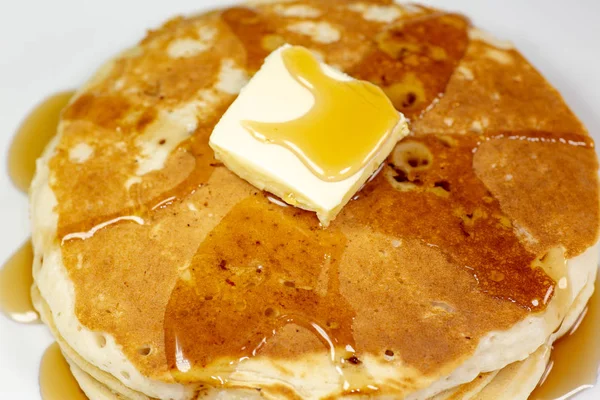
xmin=345 ymin=133 xmax=551 ymax=310
xmin=50 ymin=120 xmax=139 ymax=234
xmin=53 ymin=113 xmax=221 ymax=238
xmin=50 ymin=14 xmax=245 ymax=236
xmin=340 ymin=236 xmax=499 ymax=372
xmin=222 ymin=8 xmax=278 ymax=72
xmin=164 ymin=195 xmax=354 ymax=377
xmin=127 ymin=13 xmax=246 ymax=105
xmin=63 ymin=93 xmax=137 ymax=131
xmin=413 ymin=39 xmax=587 ymax=135
xmin=130 ymin=102 xmax=231 ymax=219
xmin=221 ymin=2 xmax=396 ymax=73
xmin=136 ymin=109 xmax=158 ymax=132
xmin=474 ymin=132 xmax=599 ymax=257
xmin=63 ymin=216 xmax=186 ymax=381
xmin=349 ymin=13 xmax=469 ymax=118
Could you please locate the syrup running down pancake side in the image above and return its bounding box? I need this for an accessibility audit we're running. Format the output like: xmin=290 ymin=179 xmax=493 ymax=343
xmin=11 ymin=0 xmax=600 ymax=399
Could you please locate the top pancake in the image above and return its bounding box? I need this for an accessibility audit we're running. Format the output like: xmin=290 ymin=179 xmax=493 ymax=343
xmin=34 ymin=0 xmax=599 ymax=398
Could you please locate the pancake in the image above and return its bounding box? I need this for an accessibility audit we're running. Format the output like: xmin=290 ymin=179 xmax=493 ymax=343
xmin=29 ymin=0 xmax=599 ymax=399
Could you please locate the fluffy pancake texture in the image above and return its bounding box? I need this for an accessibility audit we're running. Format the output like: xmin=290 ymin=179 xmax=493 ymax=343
xmin=29 ymin=0 xmax=599 ymax=399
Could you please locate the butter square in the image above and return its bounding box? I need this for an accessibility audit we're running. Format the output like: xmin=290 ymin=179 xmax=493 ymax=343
xmin=209 ymin=45 xmax=409 ymax=226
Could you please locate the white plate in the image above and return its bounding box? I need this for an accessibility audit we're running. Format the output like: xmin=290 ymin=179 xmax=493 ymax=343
xmin=0 ymin=0 xmax=599 ymax=398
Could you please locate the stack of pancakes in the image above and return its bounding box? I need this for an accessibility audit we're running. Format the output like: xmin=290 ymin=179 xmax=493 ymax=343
xmin=29 ymin=1 xmax=599 ymax=399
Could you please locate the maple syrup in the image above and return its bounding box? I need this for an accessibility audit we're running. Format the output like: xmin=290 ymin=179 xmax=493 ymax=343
xmin=39 ymin=343 xmax=88 ymax=400
xmin=243 ymin=46 xmax=399 ymax=182
xmin=8 ymin=91 xmax=74 ymax=193
xmin=531 ymin=273 xmax=600 ymax=400
xmin=164 ymin=195 xmax=359 ymax=386
xmin=0 ymin=241 xmax=38 ymax=323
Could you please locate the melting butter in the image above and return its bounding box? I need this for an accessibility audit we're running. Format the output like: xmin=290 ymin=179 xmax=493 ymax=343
xmin=243 ymin=46 xmax=399 ymax=182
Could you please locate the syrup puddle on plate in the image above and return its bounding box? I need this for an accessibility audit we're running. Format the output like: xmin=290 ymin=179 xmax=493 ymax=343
xmin=7 ymin=90 xmax=74 ymax=192
xmin=0 ymin=241 xmax=38 ymax=324
xmin=531 ymin=272 xmax=600 ymax=399
xmin=40 ymin=343 xmax=88 ymax=400
xmin=0 ymin=90 xmax=88 ymax=399
xmin=1 ymin=91 xmax=74 ymax=324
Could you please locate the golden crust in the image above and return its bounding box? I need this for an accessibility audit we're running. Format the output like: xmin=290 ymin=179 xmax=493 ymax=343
xmin=474 ymin=135 xmax=598 ymax=258
xmin=412 ymin=36 xmax=587 ymax=135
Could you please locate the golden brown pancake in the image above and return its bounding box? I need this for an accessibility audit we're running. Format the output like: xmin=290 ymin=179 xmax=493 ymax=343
xmin=30 ymin=1 xmax=599 ymax=399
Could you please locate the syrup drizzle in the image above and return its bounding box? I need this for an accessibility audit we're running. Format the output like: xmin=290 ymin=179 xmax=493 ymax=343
xmin=164 ymin=195 xmax=359 ymax=388
xmin=482 ymin=131 xmax=595 ymax=149
xmin=243 ymin=46 xmax=399 ymax=182
xmin=352 ymin=133 xmax=553 ymax=311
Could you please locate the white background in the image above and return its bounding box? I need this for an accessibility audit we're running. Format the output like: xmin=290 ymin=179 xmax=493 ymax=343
xmin=0 ymin=0 xmax=599 ymax=398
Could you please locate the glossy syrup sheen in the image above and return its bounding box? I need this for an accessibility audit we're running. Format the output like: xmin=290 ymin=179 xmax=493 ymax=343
xmin=164 ymin=195 xmax=360 ymax=385
xmin=40 ymin=343 xmax=88 ymax=400
xmin=8 ymin=91 xmax=74 ymax=192
xmin=0 ymin=241 xmax=38 ymax=324
xmin=242 ymin=46 xmax=399 ymax=182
